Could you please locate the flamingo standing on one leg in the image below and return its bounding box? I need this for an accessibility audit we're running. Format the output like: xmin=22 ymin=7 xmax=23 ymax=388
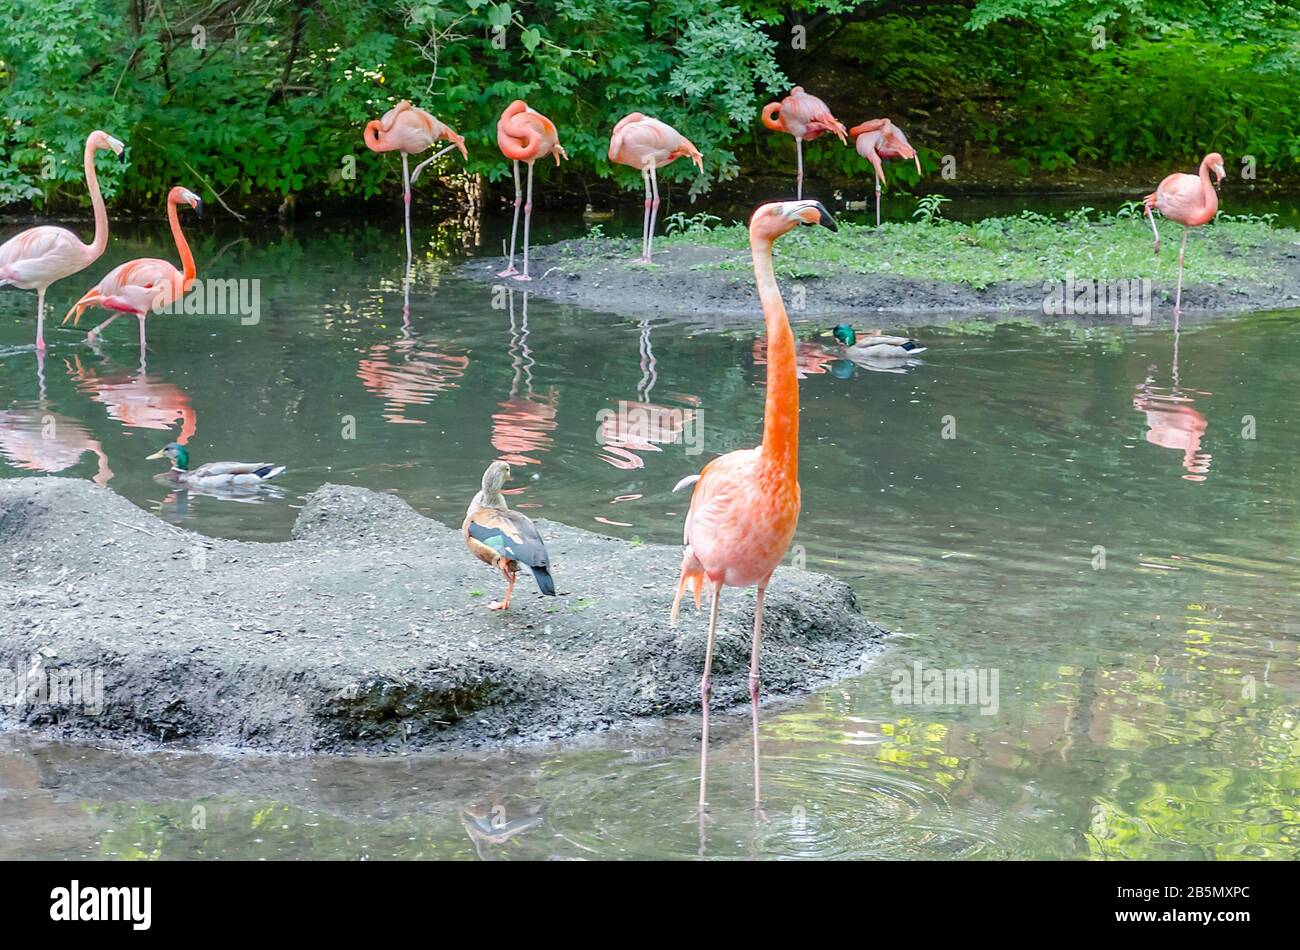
xmin=0 ymin=130 xmax=125 ymax=352
xmin=61 ymin=187 xmax=202 ymax=360
xmin=496 ymin=101 xmax=568 ymax=281
xmin=608 ymin=113 xmax=703 ymax=264
xmin=670 ymin=199 xmax=838 ymax=815
xmin=1143 ymin=152 xmax=1225 ymax=322
xmin=850 ymin=118 xmax=922 ymax=226
xmin=363 ymin=101 xmax=468 ymax=303
xmin=761 ymin=88 xmax=847 ymax=200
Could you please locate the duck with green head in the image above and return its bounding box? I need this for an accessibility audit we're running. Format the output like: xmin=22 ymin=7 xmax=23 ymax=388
xmin=146 ymin=442 xmax=286 ymax=489
xmin=825 ymin=323 xmax=926 ymax=360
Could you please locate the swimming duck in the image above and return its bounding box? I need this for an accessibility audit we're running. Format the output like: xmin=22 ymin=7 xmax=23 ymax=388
xmin=824 ymin=323 xmax=926 ymax=359
xmin=145 ymin=442 xmax=285 ymax=489
xmin=463 ymin=460 xmax=557 ymax=610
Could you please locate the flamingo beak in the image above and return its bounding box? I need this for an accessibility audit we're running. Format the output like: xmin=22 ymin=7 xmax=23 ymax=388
xmin=1214 ymin=164 xmax=1226 ymax=182
xmin=790 ymin=200 xmax=837 ymax=232
xmin=193 ymin=197 xmax=204 ymax=218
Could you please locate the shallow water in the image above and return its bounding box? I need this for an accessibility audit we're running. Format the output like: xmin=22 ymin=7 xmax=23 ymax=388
xmin=1 ymin=213 xmax=1298 ymax=860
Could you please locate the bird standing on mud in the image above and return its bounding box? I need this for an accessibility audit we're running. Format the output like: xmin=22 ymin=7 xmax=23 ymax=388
xmin=1143 ymin=151 xmax=1225 ymax=320
xmin=671 ymin=199 xmax=838 ymax=812
xmin=496 ymin=101 xmax=568 ymax=281
xmin=761 ymin=87 xmax=848 ymax=200
xmin=464 ymin=461 xmax=556 ymax=610
xmin=608 ymin=113 xmax=704 ymax=264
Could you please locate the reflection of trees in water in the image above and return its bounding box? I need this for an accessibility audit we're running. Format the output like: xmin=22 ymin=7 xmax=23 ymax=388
xmin=492 ymin=290 xmax=556 ymax=465
xmin=66 ymin=355 xmax=198 ymax=445
xmin=357 ymin=338 xmax=469 ymax=424
xmin=597 ymin=320 xmax=698 ymax=470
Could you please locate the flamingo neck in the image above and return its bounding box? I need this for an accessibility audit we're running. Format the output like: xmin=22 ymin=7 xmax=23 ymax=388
xmin=168 ymin=199 xmax=196 ymax=287
xmin=752 ymin=237 xmax=798 ymax=478
xmin=85 ymin=139 xmax=109 ymax=259
xmin=1198 ymin=158 xmax=1220 ymax=216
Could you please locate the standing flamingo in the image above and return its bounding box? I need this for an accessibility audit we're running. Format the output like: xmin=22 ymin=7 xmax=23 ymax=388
xmin=1143 ymin=152 xmax=1225 ymax=320
xmin=364 ymin=101 xmax=468 ymax=274
xmin=496 ymin=101 xmax=568 ymax=281
xmin=761 ymin=88 xmax=847 ymax=200
xmin=608 ymin=113 xmax=703 ymax=264
xmin=850 ymin=118 xmax=922 ymax=226
xmin=61 ymin=187 xmax=202 ymax=360
xmin=0 ymin=130 xmax=124 ymax=352
xmin=670 ymin=199 xmax=837 ymax=814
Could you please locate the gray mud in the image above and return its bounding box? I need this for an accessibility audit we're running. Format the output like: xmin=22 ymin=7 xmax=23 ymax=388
xmin=0 ymin=478 xmax=886 ymax=754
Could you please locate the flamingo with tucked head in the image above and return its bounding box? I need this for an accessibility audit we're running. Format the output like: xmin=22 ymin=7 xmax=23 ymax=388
xmin=364 ymin=101 xmax=468 ymax=291
xmin=608 ymin=113 xmax=703 ymax=264
xmin=1143 ymin=152 xmax=1226 ymax=321
xmin=850 ymin=118 xmax=922 ymax=226
xmin=62 ymin=186 xmax=202 ymax=360
xmin=0 ymin=130 xmax=125 ymax=352
xmin=496 ymin=101 xmax=568 ymax=281
xmin=761 ymin=87 xmax=847 ymax=199
xmin=670 ymin=199 xmax=838 ymax=814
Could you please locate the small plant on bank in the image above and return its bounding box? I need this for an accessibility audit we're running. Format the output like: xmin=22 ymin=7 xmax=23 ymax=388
xmin=912 ymin=194 xmax=952 ymax=225
xmin=664 ymin=211 xmax=723 ymax=236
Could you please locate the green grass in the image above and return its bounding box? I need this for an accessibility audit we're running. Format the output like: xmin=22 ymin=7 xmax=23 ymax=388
xmin=649 ymin=208 xmax=1300 ymax=291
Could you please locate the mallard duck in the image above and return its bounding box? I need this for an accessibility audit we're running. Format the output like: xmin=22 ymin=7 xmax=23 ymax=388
xmin=824 ymin=323 xmax=926 ymax=359
xmin=463 ymin=460 xmax=556 ymax=610
xmin=145 ymin=442 xmax=285 ymax=489
xmin=581 ymin=203 xmax=615 ymax=222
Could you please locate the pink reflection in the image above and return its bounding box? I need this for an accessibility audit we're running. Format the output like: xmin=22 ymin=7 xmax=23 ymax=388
xmin=492 ymin=290 xmax=557 ymax=466
xmin=1133 ymin=333 xmax=1211 ymax=482
xmin=0 ymin=409 xmax=113 ymax=485
xmin=357 ymin=337 xmax=468 ymax=424
xmin=752 ymin=338 xmax=836 ymax=378
xmin=66 ymin=356 xmax=198 ymax=444
xmin=597 ymin=320 xmax=699 ymax=470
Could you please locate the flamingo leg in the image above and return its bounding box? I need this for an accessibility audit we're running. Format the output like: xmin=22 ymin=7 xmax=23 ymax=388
xmin=1175 ymin=227 xmax=1188 ymax=324
xmin=646 ymin=166 xmax=661 ymax=264
xmin=796 ymin=139 xmax=804 ymax=200
xmin=34 ymin=287 xmax=47 ymax=352
xmin=87 ymin=312 xmax=122 ymax=344
xmin=750 ymin=585 xmax=766 ymax=807
xmin=402 ymin=153 xmax=413 ymax=281
xmin=875 ymin=181 xmax=882 ymax=228
xmin=410 ymin=142 xmax=460 ymax=183
xmin=1146 ymin=203 xmax=1161 ymax=255
xmin=638 ymin=164 xmax=652 ymax=263
xmin=498 ymin=160 xmax=522 ymax=278
xmin=513 ymin=161 xmax=534 ymax=281
xmin=698 ymin=579 xmax=722 ymax=816
xmin=137 ymin=316 xmax=147 ymax=369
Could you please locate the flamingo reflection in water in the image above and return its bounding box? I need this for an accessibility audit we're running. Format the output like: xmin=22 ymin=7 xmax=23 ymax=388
xmin=66 ymin=354 xmax=198 ymax=445
xmin=0 ymin=408 xmax=113 ymax=485
xmin=751 ymin=336 xmax=837 ymax=380
xmin=1132 ymin=329 xmax=1211 ymax=482
xmin=357 ymin=335 xmax=469 ymax=425
xmin=491 ymin=290 xmax=557 ymax=467
xmin=597 ymin=319 xmax=700 ymax=470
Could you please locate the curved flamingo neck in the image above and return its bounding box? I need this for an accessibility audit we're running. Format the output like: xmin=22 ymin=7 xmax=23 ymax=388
xmin=168 ymin=199 xmax=196 ymax=287
xmin=84 ymin=138 xmax=109 ymax=259
xmin=752 ymin=236 xmax=798 ymax=478
xmin=1198 ymin=157 xmax=1220 ymax=215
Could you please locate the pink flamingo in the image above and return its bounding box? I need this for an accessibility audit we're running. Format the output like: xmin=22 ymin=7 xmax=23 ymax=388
xmin=850 ymin=118 xmax=922 ymax=226
xmin=0 ymin=130 xmax=124 ymax=351
xmin=363 ymin=101 xmax=468 ymax=268
xmin=61 ymin=187 xmax=202 ymax=359
xmin=670 ymin=199 xmax=838 ymax=813
xmin=496 ymin=101 xmax=568 ymax=281
xmin=608 ymin=113 xmax=703 ymax=263
xmin=1143 ymin=152 xmax=1225 ymax=320
xmin=761 ymin=88 xmax=847 ymax=200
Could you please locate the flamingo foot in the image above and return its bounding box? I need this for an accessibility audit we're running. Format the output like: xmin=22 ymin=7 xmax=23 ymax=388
xmin=487 ymin=600 xmax=509 ymax=611
xmin=511 ymin=273 xmax=533 ymax=282
xmin=496 ymin=266 xmax=519 ymax=278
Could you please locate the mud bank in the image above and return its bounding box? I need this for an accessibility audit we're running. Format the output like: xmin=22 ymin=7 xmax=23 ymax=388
xmin=0 ymin=478 xmax=886 ymax=754
xmin=456 ymin=236 xmax=1300 ymax=322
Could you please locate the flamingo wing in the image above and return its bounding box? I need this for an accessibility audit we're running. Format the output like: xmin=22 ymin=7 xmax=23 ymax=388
xmin=0 ymin=226 xmax=89 ymax=288
xmin=1154 ymin=172 xmax=1215 ymax=226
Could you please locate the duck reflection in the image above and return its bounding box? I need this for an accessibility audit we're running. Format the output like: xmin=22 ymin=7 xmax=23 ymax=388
xmin=357 ymin=335 xmax=468 ymax=424
xmin=459 ymin=794 xmax=546 ymax=861
xmin=0 ymin=406 xmax=112 ymax=485
xmin=1132 ymin=330 xmax=1211 ymax=482
xmin=491 ymin=290 xmax=557 ymax=466
xmin=65 ymin=355 xmax=197 ymax=444
xmin=597 ymin=319 xmax=699 ymax=470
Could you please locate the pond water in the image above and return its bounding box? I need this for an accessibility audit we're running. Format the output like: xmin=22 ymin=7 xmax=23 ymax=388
xmin=1 ymin=210 xmax=1297 ymax=860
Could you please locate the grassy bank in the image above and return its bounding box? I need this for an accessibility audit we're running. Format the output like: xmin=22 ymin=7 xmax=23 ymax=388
xmin=648 ymin=207 xmax=1300 ymax=290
